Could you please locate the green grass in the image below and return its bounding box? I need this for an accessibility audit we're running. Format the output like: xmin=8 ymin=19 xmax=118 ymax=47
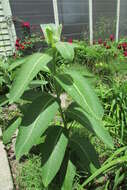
xmin=16 ymin=155 xmax=44 ymax=190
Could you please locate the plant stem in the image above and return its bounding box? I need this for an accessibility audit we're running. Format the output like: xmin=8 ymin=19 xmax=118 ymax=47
xmin=52 ymin=48 xmax=67 ymax=128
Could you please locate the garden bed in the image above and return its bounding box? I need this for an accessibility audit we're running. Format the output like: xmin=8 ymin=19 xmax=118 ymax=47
xmin=1 ymin=24 xmax=127 ymax=190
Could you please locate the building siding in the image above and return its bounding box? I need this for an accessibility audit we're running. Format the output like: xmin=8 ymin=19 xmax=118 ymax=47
xmin=0 ymin=0 xmax=16 ymax=56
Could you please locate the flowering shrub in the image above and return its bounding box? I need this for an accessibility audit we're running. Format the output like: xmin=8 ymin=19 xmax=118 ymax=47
xmin=14 ymin=21 xmax=45 ymax=57
xmin=117 ymin=41 xmax=127 ymax=57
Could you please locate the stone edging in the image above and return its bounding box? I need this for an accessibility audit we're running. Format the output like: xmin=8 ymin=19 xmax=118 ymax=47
xmin=0 ymin=128 xmax=13 ymax=190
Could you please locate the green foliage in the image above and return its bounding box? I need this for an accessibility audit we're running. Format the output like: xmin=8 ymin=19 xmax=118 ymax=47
xmin=79 ymin=147 xmax=127 ymax=189
xmin=98 ymin=80 xmax=127 ymax=143
xmin=66 ymin=103 xmax=113 ymax=148
xmin=16 ymin=93 xmax=59 ymax=160
xmin=9 ymin=53 xmax=52 ymax=103
xmin=3 ymin=117 xmax=22 ymax=144
xmin=41 ymin=127 xmax=68 ymax=187
xmin=61 ymin=160 xmax=76 ymax=190
xmin=16 ymin=155 xmax=44 ymax=190
xmin=74 ymin=41 xmax=124 ymax=77
xmin=3 ymin=24 xmax=113 ymax=189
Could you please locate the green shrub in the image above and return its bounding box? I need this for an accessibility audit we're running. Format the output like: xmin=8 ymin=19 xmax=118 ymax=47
xmin=3 ymin=24 xmax=113 ymax=189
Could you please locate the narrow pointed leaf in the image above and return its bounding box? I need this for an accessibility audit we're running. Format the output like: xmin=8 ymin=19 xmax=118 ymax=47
xmin=9 ymin=53 xmax=52 ymax=103
xmin=66 ymin=103 xmax=113 ymax=149
xmin=80 ymin=155 xmax=127 ymax=188
xmin=61 ymin=160 xmax=76 ymax=190
xmin=55 ymin=42 xmax=74 ymax=61
xmin=3 ymin=117 xmax=22 ymax=144
xmin=55 ymin=70 xmax=103 ymax=119
xmin=15 ymin=93 xmax=59 ymax=160
xmin=42 ymin=127 xmax=68 ymax=187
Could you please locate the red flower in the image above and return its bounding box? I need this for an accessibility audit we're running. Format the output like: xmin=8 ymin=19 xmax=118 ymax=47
xmin=124 ymin=51 xmax=127 ymax=57
xmin=110 ymin=34 xmax=114 ymax=41
xmin=98 ymin=38 xmax=103 ymax=44
xmin=122 ymin=42 xmax=127 ymax=51
xmin=117 ymin=44 xmax=122 ymax=49
xmin=68 ymin=38 xmax=73 ymax=44
xmin=103 ymin=41 xmax=107 ymax=46
xmin=21 ymin=45 xmax=25 ymax=50
xmin=106 ymin=45 xmax=111 ymax=49
xmin=15 ymin=39 xmax=20 ymax=47
xmin=22 ymin=22 xmax=30 ymax=28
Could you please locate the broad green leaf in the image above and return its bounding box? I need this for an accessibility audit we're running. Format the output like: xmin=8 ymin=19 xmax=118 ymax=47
xmin=70 ymin=134 xmax=100 ymax=173
xmin=8 ymin=57 xmax=29 ymax=71
xmin=66 ymin=103 xmax=113 ymax=149
xmin=15 ymin=93 xmax=59 ymax=159
xmin=55 ymin=70 xmax=103 ymax=119
xmin=9 ymin=53 xmax=52 ymax=103
xmin=41 ymin=126 xmax=68 ymax=187
xmin=55 ymin=42 xmax=74 ymax=61
xmin=3 ymin=117 xmax=22 ymax=144
xmin=61 ymin=160 xmax=76 ymax=190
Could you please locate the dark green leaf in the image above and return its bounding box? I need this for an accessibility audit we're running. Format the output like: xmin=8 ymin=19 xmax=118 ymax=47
xmin=66 ymin=103 xmax=113 ymax=149
xmin=15 ymin=93 xmax=59 ymax=160
xmin=41 ymin=126 xmax=68 ymax=187
xmin=70 ymin=134 xmax=100 ymax=173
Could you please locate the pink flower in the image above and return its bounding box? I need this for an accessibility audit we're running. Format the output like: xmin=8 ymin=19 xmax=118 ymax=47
xmin=22 ymin=22 xmax=30 ymax=28
xmin=98 ymin=38 xmax=103 ymax=44
xmin=110 ymin=34 xmax=114 ymax=41
xmin=68 ymin=38 xmax=73 ymax=44
xmin=124 ymin=51 xmax=127 ymax=57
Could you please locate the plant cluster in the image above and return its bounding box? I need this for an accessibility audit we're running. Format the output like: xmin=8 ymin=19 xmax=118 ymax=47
xmin=1 ymin=24 xmax=127 ymax=190
xmin=2 ymin=24 xmax=114 ymax=190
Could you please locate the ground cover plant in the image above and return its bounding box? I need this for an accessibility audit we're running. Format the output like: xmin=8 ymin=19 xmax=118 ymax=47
xmin=1 ymin=24 xmax=127 ymax=190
